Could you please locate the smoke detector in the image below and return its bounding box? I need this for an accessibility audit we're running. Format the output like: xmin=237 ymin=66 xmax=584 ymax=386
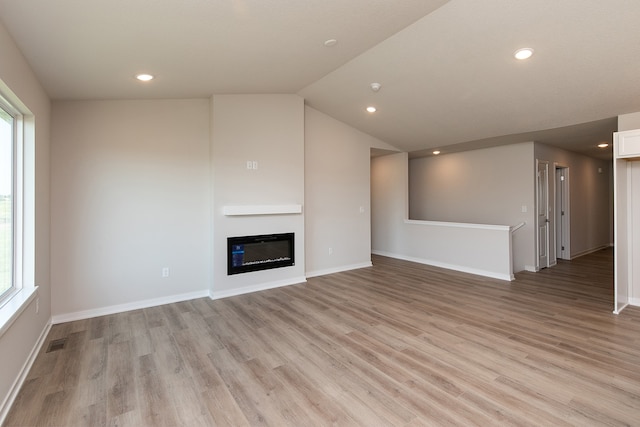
xmin=370 ymin=82 xmax=381 ymax=92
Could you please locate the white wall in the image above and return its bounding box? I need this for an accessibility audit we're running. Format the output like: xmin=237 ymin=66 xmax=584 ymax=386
xmin=372 ymin=152 xmax=515 ymax=280
xmin=50 ymin=95 xmax=397 ymax=313
xmin=211 ymin=95 xmax=305 ymax=297
xmin=51 ymin=99 xmax=211 ymax=320
xmin=409 ymin=142 xmax=535 ymax=272
xmin=304 ymin=106 xmax=397 ymax=276
xmin=534 ymin=142 xmax=612 ymax=259
xmin=0 ymin=22 xmax=51 ymax=420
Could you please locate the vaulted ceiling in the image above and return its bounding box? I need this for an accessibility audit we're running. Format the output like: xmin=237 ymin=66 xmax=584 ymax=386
xmin=1 ymin=0 xmax=639 ymax=160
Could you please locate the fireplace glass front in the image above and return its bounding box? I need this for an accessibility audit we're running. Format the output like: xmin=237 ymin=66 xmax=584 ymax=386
xmin=227 ymin=233 xmax=294 ymax=275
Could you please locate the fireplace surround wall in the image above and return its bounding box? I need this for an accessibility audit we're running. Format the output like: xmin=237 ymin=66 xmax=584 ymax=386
xmin=211 ymin=94 xmax=305 ymax=296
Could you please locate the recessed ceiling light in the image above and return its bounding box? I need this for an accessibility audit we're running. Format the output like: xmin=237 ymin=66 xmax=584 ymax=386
xmin=366 ymin=106 xmax=377 ymax=113
xmin=597 ymin=143 xmax=609 ymax=148
xmin=136 ymin=73 xmax=154 ymax=81
xmin=324 ymin=39 xmax=337 ymax=47
xmin=433 ymin=150 xmax=441 ymax=155
xmin=514 ymin=48 xmax=534 ymax=60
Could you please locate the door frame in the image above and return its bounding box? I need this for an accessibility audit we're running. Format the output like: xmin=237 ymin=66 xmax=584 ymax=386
xmin=536 ymin=160 xmax=550 ymax=270
xmin=554 ymin=165 xmax=571 ymax=260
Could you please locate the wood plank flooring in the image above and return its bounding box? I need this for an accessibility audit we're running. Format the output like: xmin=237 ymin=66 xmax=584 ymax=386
xmin=5 ymin=248 xmax=640 ymax=426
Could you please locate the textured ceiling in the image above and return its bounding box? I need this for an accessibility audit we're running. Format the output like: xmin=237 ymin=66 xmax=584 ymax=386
xmin=1 ymin=0 xmax=639 ymax=159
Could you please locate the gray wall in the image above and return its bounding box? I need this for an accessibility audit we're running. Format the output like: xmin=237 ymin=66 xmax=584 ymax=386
xmin=48 ymin=96 xmax=393 ymax=315
xmin=409 ymin=142 xmax=535 ymax=272
xmin=0 ymin=21 xmax=51 ymax=418
xmin=304 ymin=106 xmax=396 ymax=276
xmin=408 ymin=141 xmax=613 ymax=269
xmin=372 ymin=152 xmax=516 ymax=280
xmin=618 ymin=112 xmax=640 ymax=131
xmin=51 ymin=100 xmax=211 ymax=318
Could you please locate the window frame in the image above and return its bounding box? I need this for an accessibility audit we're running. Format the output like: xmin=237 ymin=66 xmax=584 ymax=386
xmin=0 ymin=96 xmax=24 ymax=308
xmin=0 ymin=82 xmax=37 ymax=339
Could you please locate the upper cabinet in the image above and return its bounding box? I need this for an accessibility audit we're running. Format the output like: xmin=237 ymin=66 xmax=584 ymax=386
xmin=615 ymin=129 xmax=640 ymax=158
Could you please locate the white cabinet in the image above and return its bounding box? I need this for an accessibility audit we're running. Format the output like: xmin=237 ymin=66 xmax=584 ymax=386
xmin=616 ymin=129 xmax=640 ymax=158
xmin=613 ymin=130 xmax=640 ymax=313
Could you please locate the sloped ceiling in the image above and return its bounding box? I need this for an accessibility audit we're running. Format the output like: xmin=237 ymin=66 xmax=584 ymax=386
xmin=1 ymin=0 xmax=639 ymax=159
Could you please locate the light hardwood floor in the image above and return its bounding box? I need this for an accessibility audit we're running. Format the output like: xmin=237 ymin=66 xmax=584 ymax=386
xmin=5 ymin=248 xmax=640 ymax=426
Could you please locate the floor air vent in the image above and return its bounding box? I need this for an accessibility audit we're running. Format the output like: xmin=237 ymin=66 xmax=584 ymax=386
xmin=46 ymin=338 xmax=67 ymax=353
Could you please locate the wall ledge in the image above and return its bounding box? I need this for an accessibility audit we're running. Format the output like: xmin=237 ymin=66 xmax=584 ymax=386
xmin=0 ymin=287 xmax=38 ymax=339
xmin=223 ymin=204 xmax=302 ymax=216
xmin=404 ymin=219 xmax=511 ymax=231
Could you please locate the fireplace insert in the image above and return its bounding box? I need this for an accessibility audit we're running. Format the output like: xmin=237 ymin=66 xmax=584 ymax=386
xmin=227 ymin=232 xmax=294 ymax=275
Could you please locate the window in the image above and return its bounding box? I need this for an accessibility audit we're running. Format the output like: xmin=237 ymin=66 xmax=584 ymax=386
xmin=0 ymin=101 xmax=17 ymax=303
xmin=0 ymin=105 xmax=13 ymax=299
xmin=0 ymin=87 xmax=36 ymax=335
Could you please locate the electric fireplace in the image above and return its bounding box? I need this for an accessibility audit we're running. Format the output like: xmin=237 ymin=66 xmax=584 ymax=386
xmin=227 ymin=233 xmax=294 ymax=275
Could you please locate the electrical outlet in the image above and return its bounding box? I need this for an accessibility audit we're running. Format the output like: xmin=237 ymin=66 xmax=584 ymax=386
xmin=162 ymin=267 xmax=170 ymax=278
xmin=328 ymin=247 xmax=333 ymax=255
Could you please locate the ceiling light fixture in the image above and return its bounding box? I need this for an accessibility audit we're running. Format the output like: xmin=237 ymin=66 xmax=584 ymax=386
xmin=433 ymin=150 xmax=441 ymax=155
xmin=597 ymin=143 xmax=609 ymax=148
xmin=366 ymin=106 xmax=377 ymax=113
xmin=324 ymin=39 xmax=337 ymax=47
xmin=136 ymin=73 xmax=154 ymax=81
xmin=514 ymin=48 xmax=534 ymax=60
xmin=370 ymin=82 xmax=381 ymax=92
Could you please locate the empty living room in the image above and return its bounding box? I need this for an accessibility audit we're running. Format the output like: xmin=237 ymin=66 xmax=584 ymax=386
xmin=1 ymin=1 xmax=640 ymax=426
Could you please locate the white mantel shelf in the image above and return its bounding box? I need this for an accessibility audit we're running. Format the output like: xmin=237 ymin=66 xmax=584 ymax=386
xmin=223 ymin=204 xmax=303 ymax=216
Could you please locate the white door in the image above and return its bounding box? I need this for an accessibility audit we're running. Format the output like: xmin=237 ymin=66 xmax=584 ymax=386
xmin=555 ymin=167 xmax=570 ymax=260
xmin=537 ymin=160 xmax=549 ymax=270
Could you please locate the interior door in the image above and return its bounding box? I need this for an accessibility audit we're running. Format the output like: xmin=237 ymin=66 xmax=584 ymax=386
xmin=537 ymin=160 xmax=549 ymax=269
xmin=555 ymin=167 xmax=570 ymax=260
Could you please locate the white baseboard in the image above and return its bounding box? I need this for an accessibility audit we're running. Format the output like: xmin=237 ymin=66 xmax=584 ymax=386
xmin=372 ymin=250 xmax=514 ymax=281
xmin=210 ymin=276 xmax=307 ymax=300
xmin=0 ymin=319 xmax=51 ymax=426
xmin=51 ymin=290 xmax=210 ymax=324
xmin=570 ymin=245 xmax=610 ymax=260
xmin=615 ymin=298 xmax=640 ymax=314
xmin=305 ymin=262 xmax=372 ymax=278
xmin=525 ymin=265 xmax=538 ymax=272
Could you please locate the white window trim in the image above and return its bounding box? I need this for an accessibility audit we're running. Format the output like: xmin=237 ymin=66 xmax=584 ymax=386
xmin=0 ymin=89 xmax=37 ymax=338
